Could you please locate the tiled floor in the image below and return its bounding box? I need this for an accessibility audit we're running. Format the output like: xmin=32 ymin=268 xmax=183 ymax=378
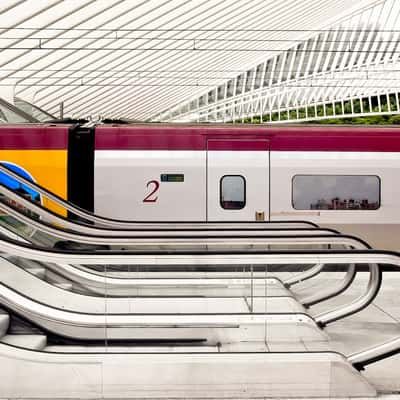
xmin=281 ymin=270 xmax=400 ymax=394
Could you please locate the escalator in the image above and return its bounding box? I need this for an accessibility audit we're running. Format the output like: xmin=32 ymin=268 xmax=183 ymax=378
xmin=0 ymin=245 xmax=397 ymax=397
xmin=0 ymin=167 xmax=398 ymax=396
xmin=0 ymin=218 xmax=370 ymax=294
xmin=0 ymin=185 xmax=342 ymax=250
xmin=0 ymin=162 xmax=318 ymax=231
xmin=0 ymin=233 xmax=384 ymax=344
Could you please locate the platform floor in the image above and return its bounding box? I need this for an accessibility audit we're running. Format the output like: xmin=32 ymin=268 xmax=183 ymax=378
xmin=282 ymin=270 xmax=400 ymax=397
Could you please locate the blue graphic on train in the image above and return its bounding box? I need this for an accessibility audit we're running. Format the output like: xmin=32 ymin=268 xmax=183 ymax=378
xmin=0 ymin=162 xmax=41 ymax=203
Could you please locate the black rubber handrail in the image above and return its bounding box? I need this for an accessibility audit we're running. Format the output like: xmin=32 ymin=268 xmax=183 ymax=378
xmin=0 ymin=163 xmax=319 ymax=229
xmin=0 ymin=193 xmax=341 ymax=243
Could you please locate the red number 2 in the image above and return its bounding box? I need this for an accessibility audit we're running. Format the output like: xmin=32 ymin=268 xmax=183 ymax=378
xmin=143 ymin=180 xmax=160 ymax=203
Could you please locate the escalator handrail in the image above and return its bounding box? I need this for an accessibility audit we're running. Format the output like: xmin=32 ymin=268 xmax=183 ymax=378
xmin=0 ymin=232 xmax=385 ymax=330
xmin=0 ymin=233 xmax=397 ymax=367
xmin=0 ymin=279 xmax=317 ymax=340
xmin=0 ymin=192 xmax=341 ymax=242
xmin=0 ymin=232 xmax=383 ymax=263
xmin=1 ymin=223 xmax=371 ymax=309
xmin=0 ymin=231 xmax=371 ymax=287
xmin=0 ymin=163 xmax=319 ymax=229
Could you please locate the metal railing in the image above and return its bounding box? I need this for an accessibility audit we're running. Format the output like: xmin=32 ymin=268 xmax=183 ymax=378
xmin=0 ymin=163 xmax=318 ymax=229
xmin=0 ymin=235 xmax=394 ymax=368
xmin=0 ymin=192 xmax=341 ymax=243
xmin=1 ymin=230 xmax=369 ymax=300
xmin=0 ymin=234 xmax=382 ymax=324
xmin=0 ymin=225 xmax=395 ymax=368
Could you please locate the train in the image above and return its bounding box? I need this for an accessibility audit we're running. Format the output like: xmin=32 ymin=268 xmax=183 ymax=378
xmin=0 ymin=123 xmax=400 ymax=250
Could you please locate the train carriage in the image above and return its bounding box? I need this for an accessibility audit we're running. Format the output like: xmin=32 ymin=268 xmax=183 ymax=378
xmin=0 ymin=123 xmax=400 ymax=249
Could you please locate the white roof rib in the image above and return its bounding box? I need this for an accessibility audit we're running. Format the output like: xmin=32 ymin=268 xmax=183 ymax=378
xmin=159 ymin=0 xmax=400 ymax=123
xmin=0 ymin=0 xmax=388 ymax=120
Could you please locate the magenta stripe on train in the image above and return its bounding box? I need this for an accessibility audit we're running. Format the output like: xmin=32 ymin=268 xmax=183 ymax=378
xmin=1 ymin=125 xmax=400 ymax=151
xmin=0 ymin=126 xmax=68 ymax=150
xmin=95 ymin=125 xmax=400 ymax=152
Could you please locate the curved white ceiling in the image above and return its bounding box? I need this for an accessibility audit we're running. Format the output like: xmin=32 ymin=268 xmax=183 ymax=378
xmin=0 ymin=0 xmax=385 ymax=120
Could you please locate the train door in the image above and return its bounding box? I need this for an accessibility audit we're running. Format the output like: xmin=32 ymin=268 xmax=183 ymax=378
xmin=207 ymin=139 xmax=269 ymax=221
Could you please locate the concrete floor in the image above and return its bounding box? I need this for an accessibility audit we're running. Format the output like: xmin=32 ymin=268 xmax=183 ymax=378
xmin=282 ymin=270 xmax=400 ymax=397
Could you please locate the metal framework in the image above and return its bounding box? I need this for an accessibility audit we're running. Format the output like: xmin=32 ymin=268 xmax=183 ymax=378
xmin=0 ymin=96 xmax=38 ymax=123
xmin=156 ymin=0 xmax=400 ymax=123
xmin=0 ymin=0 xmax=389 ymax=121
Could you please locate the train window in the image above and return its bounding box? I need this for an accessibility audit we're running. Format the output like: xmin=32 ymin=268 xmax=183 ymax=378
xmin=292 ymin=175 xmax=380 ymax=210
xmin=220 ymin=175 xmax=246 ymax=210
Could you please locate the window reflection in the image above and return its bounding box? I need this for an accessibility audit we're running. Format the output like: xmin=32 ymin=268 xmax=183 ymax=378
xmin=292 ymin=175 xmax=380 ymax=210
xmin=220 ymin=175 xmax=246 ymax=210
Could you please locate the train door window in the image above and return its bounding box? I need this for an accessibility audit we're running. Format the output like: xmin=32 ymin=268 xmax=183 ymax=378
xmin=292 ymin=175 xmax=380 ymax=210
xmin=220 ymin=175 xmax=246 ymax=210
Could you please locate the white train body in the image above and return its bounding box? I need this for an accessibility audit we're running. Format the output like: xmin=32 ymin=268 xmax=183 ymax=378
xmin=92 ymin=125 xmax=400 ymax=250
xmin=0 ymin=124 xmax=399 ymax=250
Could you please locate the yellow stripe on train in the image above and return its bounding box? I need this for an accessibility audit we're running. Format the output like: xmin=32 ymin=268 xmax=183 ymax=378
xmin=0 ymin=150 xmax=67 ymax=217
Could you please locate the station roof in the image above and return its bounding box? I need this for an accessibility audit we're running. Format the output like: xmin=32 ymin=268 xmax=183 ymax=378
xmin=0 ymin=0 xmax=385 ymax=121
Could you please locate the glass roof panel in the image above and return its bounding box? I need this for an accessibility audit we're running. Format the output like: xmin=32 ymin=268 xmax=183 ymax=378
xmin=0 ymin=0 xmax=385 ymax=120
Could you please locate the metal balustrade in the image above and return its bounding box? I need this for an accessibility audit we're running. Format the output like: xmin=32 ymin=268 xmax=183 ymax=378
xmin=0 ymin=163 xmax=318 ymax=230
xmin=0 ymin=168 xmax=397 ymax=370
xmin=0 ymin=235 xmax=395 ymax=369
xmin=0 ymin=187 xmax=342 ymax=243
